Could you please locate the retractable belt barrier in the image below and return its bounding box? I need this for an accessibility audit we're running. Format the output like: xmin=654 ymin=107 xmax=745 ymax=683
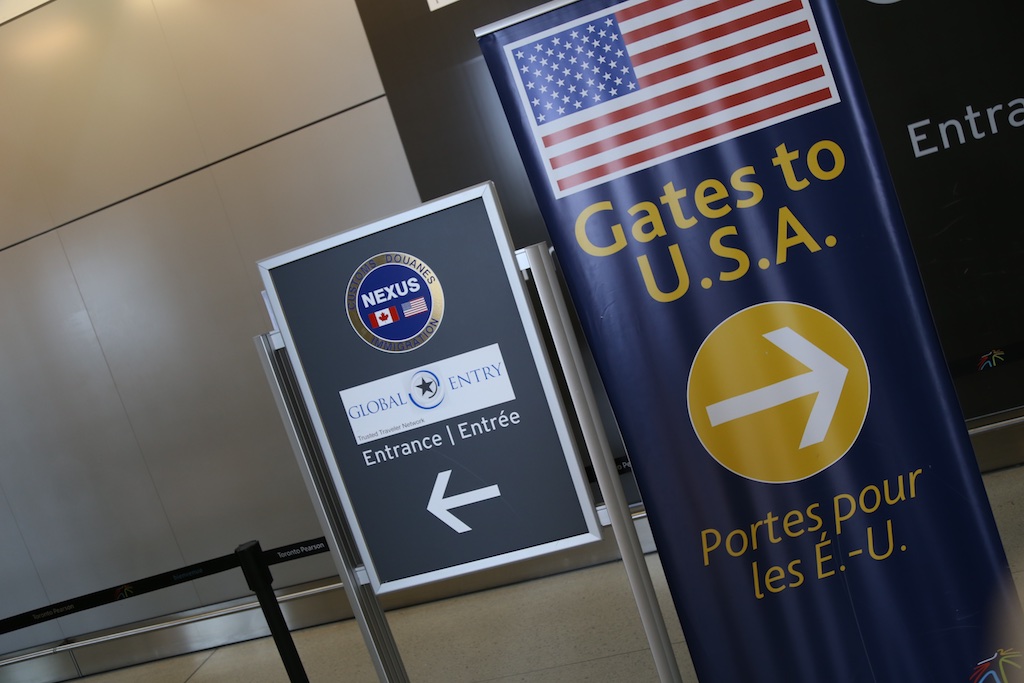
xmin=0 ymin=537 xmax=330 ymax=683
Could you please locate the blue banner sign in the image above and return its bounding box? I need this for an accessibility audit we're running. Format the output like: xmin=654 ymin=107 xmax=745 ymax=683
xmin=479 ymin=0 xmax=1024 ymax=680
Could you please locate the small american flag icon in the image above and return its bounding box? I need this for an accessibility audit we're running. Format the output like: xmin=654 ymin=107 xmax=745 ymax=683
xmin=402 ymin=297 xmax=428 ymax=317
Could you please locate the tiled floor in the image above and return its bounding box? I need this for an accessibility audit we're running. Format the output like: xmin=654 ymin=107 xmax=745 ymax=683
xmin=75 ymin=465 xmax=1024 ymax=683
xmin=74 ymin=554 xmax=696 ymax=683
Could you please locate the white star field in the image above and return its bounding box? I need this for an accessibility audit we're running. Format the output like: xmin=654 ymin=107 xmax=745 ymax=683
xmin=513 ymin=15 xmax=639 ymax=126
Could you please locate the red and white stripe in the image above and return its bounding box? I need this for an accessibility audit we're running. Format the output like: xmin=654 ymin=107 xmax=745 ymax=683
xmin=509 ymin=0 xmax=840 ymax=197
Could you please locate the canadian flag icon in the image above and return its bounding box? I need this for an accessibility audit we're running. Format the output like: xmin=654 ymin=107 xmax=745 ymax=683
xmin=369 ymin=306 xmax=399 ymax=328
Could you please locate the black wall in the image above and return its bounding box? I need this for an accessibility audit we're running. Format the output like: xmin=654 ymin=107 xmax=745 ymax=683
xmin=355 ymin=0 xmax=551 ymax=247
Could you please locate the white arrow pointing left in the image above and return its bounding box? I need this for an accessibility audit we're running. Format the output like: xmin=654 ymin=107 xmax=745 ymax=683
xmin=705 ymin=327 xmax=848 ymax=449
xmin=427 ymin=470 xmax=501 ymax=533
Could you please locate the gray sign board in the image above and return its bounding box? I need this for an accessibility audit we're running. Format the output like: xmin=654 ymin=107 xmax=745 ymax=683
xmin=259 ymin=184 xmax=601 ymax=592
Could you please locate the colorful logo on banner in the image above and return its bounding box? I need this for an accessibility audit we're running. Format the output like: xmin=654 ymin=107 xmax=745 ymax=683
xmin=502 ymin=0 xmax=840 ymax=197
xmin=347 ymin=252 xmax=445 ymax=353
xmin=971 ymin=649 xmax=1023 ymax=683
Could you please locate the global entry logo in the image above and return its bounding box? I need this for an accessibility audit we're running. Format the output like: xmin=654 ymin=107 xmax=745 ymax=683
xmin=339 ymin=344 xmax=515 ymax=445
xmin=345 ymin=369 xmax=447 ymax=422
xmin=409 ymin=369 xmax=444 ymax=409
xmin=347 ymin=252 xmax=444 ymax=353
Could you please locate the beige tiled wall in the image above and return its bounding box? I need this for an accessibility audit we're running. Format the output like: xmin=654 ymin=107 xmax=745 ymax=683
xmin=153 ymin=0 xmax=384 ymax=162
xmin=0 ymin=0 xmax=387 ymax=247
xmin=0 ymin=0 xmax=420 ymax=654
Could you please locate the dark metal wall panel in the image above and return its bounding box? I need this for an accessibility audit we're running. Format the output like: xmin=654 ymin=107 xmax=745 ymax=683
xmin=354 ymin=0 xmax=553 ymax=249
xmin=834 ymin=0 xmax=1024 ymax=422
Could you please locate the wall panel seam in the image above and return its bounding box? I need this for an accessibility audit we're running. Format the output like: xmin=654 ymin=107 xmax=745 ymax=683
xmin=0 ymin=94 xmax=388 ymax=257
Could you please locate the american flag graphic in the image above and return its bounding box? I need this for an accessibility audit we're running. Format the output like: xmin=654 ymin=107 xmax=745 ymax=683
xmin=505 ymin=0 xmax=840 ymax=197
xmin=402 ymin=296 xmax=428 ymax=317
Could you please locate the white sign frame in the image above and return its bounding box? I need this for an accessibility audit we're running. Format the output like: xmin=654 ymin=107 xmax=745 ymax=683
xmin=258 ymin=183 xmax=601 ymax=593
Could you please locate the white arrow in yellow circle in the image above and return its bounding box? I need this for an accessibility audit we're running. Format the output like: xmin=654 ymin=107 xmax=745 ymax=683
xmin=706 ymin=327 xmax=849 ymax=449
xmin=688 ymin=302 xmax=870 ymax=483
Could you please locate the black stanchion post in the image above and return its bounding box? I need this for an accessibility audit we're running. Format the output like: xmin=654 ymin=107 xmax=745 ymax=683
xmin=235 ymin=541 xmax=310 ymax=683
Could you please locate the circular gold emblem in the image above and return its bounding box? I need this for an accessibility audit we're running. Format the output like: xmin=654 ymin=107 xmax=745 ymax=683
xmin=346 ymin=252 xmax=444 ymax=353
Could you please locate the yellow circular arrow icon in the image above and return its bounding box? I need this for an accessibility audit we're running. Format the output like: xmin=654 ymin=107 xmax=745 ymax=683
xmin=688 ymin=302 xmax=870 ymax=483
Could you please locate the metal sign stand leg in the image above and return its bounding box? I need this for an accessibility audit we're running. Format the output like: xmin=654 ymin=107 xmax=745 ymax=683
xmin=520 ymin=244 xmax=684 ymax=683
xmin=256 ymin=334 xmax=410 ymax=683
